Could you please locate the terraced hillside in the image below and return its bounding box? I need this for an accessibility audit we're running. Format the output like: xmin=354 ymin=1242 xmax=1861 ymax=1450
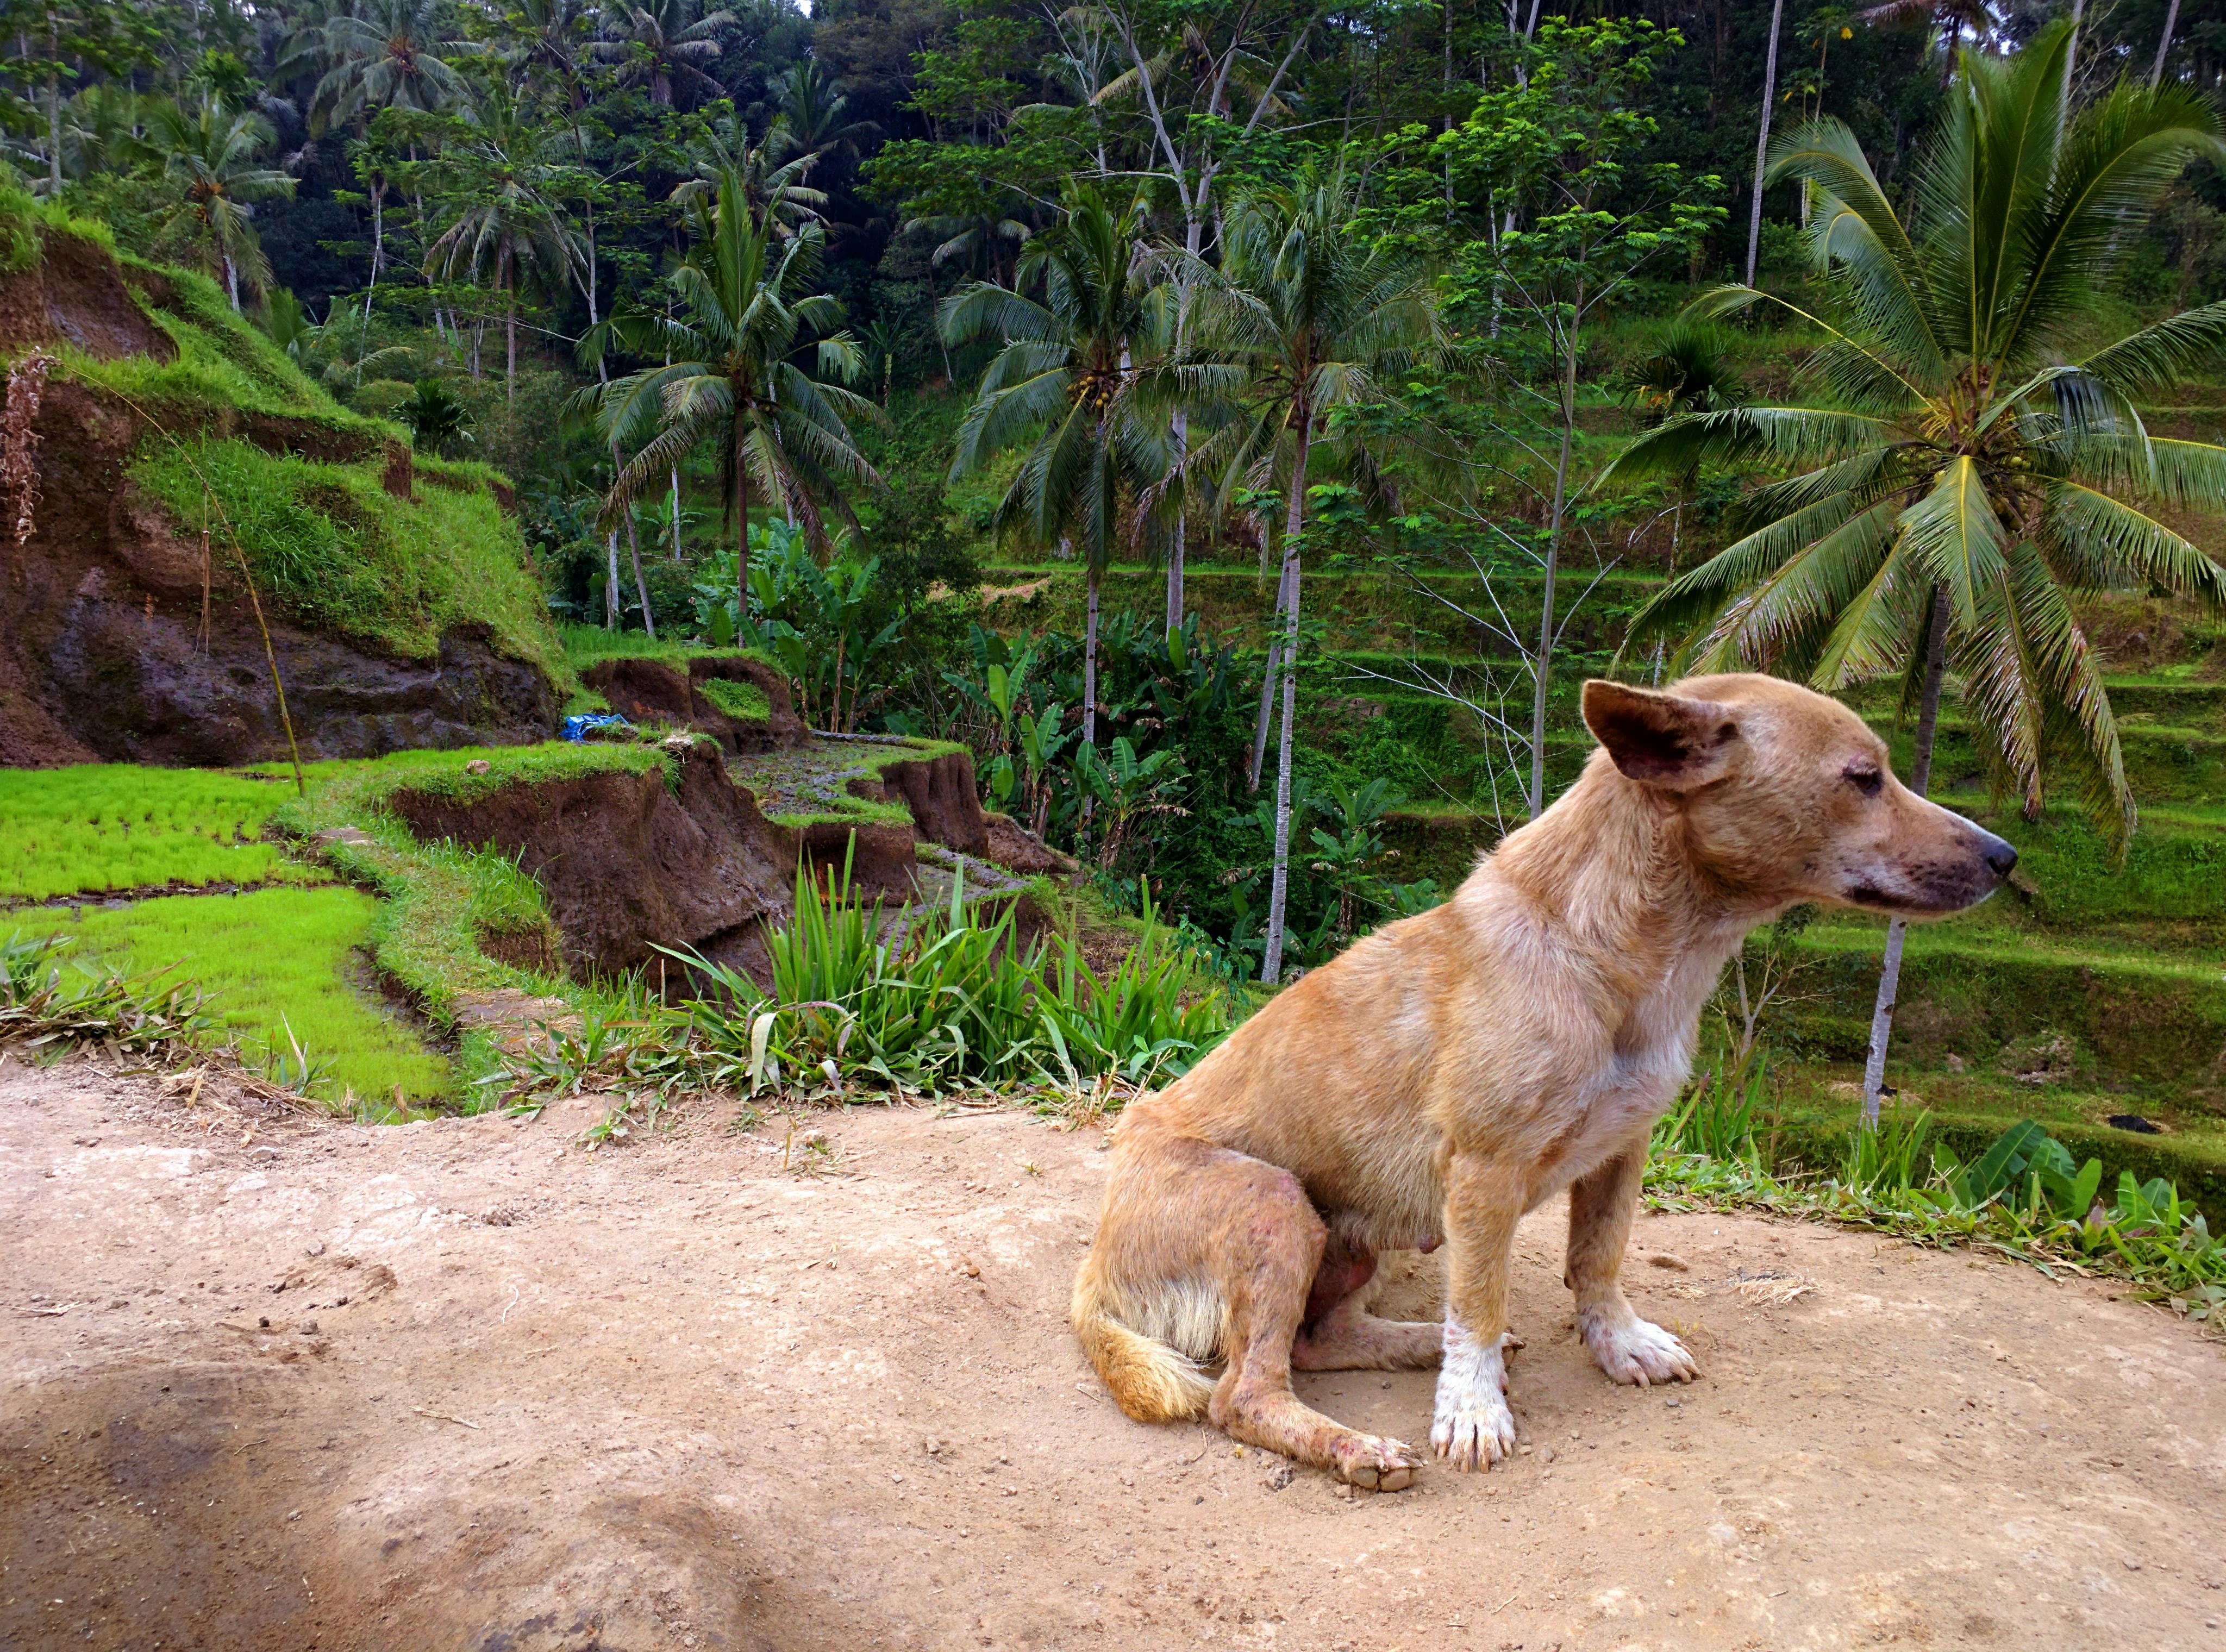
xmin=981 ymin=550 xmax=2226 ymax=1215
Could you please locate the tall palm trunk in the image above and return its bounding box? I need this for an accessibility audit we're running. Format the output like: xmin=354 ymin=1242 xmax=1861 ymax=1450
xmin=1529 ymin=295 xmax=1581 ymax=818
xmin=363 ymin=179 xmax=385 ymax=334
xmin=670 ymin=468 xmax=683 ymax=563
xmin=223 ymin=253 xmax=240 ymax=313
xmin=1166 ymin=408 xmax=1187 ymax=631
xmin=1862 ymin=585 xmax=1952 ymax=1125
xmin=733 ymin=424 xmax=751 ymax=623
xmin=1248 ymin=537 xmax=1297 ymax=792
xmin=2149 ymin=0 xmax=2180 ymax=85
xmin=45 ymin=48 xmax=61 ymax=195
xmin=1260 ymin=417 xmax=1311 ymax=986
xmin=605 ymin=530 xmax=623 ymax=631
xmin=1081 ymin=553 xmax=1101 ymax=846
xmin=1744 ymin=0 xmax=1786 ymax=289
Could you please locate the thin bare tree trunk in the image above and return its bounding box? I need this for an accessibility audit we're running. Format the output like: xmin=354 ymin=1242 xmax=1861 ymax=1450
xmin=1862 ymin=585 xmax=1951 ymax=1125
xmin=1528 ymin=298 xmax=1580 ymax=818
xmin=605 ymin=530 xmax=623 ymax=631
xmin=1248 ymin=548 xmax=1296 ymax=792
xmin=45 ymin=52 xmax=61 ymax=195
xmin=670 ymin=468 xmax=683 ymax=562
xmin=1260 ymin=417 xmax=1312 ymax=987
xmin=2150 ymin=0 xmax=2180 ymax=85
xmin=1081 ymin=555 xmax=1100 ymax=845
xmin=627 ymin=509 xmax=654 ymax=639
xmin=1745 ymin=0 xmax=1785 ymax=289
xmin=1166 ymin=409 xmax=1186 ymax=631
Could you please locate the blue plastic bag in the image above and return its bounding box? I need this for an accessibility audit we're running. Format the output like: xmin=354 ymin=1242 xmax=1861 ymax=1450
xmin=560 ymin=712 xmax=634 ymax=742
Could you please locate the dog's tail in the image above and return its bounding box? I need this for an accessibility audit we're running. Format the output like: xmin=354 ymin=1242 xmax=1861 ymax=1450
xmin=1071 ymin=1259 xmax=1216 ymax=1423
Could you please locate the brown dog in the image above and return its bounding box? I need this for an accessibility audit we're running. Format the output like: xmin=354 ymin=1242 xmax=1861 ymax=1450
xmin=1073 ymin=674 xmax=2014 ymax=1488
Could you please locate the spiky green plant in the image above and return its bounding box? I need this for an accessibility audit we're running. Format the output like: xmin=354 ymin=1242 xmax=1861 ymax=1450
xmin=1605 ymin=21 xmax=2226 ymax=1117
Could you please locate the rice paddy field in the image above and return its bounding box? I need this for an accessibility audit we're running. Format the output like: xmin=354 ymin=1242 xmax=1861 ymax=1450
xmin=14 ymin=886 xmax=452 ymax=1104
xmin=0 ymin=766 xmax=327 ymax=901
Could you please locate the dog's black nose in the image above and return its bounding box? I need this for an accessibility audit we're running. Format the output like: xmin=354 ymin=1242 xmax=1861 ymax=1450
xmin=1982 ymin=835 xmax=2018 ymax=878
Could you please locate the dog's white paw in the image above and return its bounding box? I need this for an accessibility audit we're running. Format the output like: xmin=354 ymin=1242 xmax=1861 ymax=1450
xmin=1430 ymin=1317 xmax=1519 ymax=1472
xmin=1581 ymin=1311 xmax=1698 ymax=1387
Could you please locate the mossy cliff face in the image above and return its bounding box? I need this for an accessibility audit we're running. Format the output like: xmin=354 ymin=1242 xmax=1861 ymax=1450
xmin=0 ymin=226 xmax=566 ymax=767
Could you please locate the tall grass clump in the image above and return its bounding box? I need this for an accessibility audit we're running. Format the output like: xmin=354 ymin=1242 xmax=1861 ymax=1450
xmin=1647 ymin=1059 xmax=2226 ymax=1328
xmin=502 ymin=855 xmax=1235 ymax=1106
xmin=1 ymin=931 xmax=217 ymax=1058
xmin=130 ymin=437 xmax=570 ymax=692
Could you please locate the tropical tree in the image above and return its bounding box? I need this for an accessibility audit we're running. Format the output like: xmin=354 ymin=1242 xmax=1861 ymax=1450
xmin=1855 ymin=0 xmax=2000 ymax=87
xmin=943 ymin=187 xmax=1172 ymax=819
xmin=420 ymin=85 xmax=584 ymax=403
xmin=593 ymin=172 xmax=881 ymax=607
xmin=592 ymin=0 xmax=734 ymax=108
xmin=498 ymin=0 xmax=593 ymax=109
xmin=1616 ymin=323 xmax=1748 ymax=633
xmin=297 ymin=0 xmax=479 ymax=128
xmin=1174 ymin=168 xmax=1444 ymax=984
xmin=771 ymin=59 xmax=876 ymax=171
xmin=670 ymin=104 xmax=828 ymax=234
xmin=286 ymin=0 xmax=478 ymax=327
xmin=1747 ymin=0 xmax=1787 ymax=286
xmin=1605 ymin=22 xmax=2226 ymax=1119
xmin=134 ymin=92 xmax=296 ymax=310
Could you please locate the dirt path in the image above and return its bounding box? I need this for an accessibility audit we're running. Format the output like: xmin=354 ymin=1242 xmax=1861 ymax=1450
xmin=4 ymin=1060 xmax=2223 ymax=1652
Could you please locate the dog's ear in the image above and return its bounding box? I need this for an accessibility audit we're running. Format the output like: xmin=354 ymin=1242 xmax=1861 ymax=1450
xmin=1581 ymin=680 xmax=1741 ymax=789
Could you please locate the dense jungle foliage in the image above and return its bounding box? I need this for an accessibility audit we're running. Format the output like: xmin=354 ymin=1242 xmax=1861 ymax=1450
xmin=5 ymin=0 xmax=2225 ymax=1169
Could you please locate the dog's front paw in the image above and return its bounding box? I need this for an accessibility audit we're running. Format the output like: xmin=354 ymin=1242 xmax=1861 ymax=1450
xmin=1430 ymin=1317 xmax=1518 ymax=1471
xmin=1430 ymin=1389 xmax=1517 ymax=1470
xmin=1582 ymin=1311 xmax=1698 ymax=1387
xmin=1329 ymin=1432 xmax=1422 ymax=1492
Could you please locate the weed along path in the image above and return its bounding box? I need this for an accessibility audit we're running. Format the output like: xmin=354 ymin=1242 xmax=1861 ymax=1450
xmin=4 ymin=1061 xmax=2223 ymax=1652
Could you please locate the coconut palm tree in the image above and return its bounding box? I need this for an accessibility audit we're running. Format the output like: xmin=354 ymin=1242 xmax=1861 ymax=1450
xmin=593 ymin=172 xmax=880 ymax=606
xmin=297 ymin=0 xmax=478 ymax=128
xmin=1604 ymin=21 xmax=2226 ymax=1118
xmin=285 ymin=0 xmax=478 ymax=329
xmin=1855 ymin=0 xmax=2000 ymax=87
xmin=668 ymin=104 xmax=828 ymax=234
xmin=592 ymin=0 xmax=735 ymax=108
xmin=942 ymin=187 xmax=1173 ymax=808
xmin=420 ymin=86 xmax=583 ymax=404
xmin=134 ymin=92 xmax=296 ymax=311
xmin=1172 ymin=168 xmax=1444 ymax=984
xmin=771 ymin=59 xmax=877 ymax=171
xmin=1617 ymin=324 xmax=1748 ymax=677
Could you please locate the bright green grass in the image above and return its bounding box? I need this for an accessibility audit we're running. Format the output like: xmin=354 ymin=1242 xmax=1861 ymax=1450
xmin=700 ymin=677 xmax=772 ymax=723
xmin=0 ymin=765 xmax=328 ymax=901
xmin=19 ymin=887 xmax=450 ymax=1103
xmin=130 ymin=437 xmax=573 ymax=696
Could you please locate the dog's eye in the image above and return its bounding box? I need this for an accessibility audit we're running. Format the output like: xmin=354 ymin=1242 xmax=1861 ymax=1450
xmin=1847 ymin=767 xmax=1884 ymax=797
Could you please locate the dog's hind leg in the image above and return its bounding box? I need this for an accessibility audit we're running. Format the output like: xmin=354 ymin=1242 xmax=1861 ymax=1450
xmin=1205 ymin=1163 xmax=1423 ymax=1491
xmin=1566 ymin=1137 xmax=1698 ymax=1387
xmin=1291 ymin=1234 xmax=1442 ymax=1372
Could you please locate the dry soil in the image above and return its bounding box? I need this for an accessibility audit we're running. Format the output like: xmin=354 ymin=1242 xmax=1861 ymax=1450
xmin=4 ymin=1055 xmax=2224 ymax=1652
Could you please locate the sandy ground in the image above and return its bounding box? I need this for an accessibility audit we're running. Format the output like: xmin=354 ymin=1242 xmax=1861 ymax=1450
xmin=4 ymin=1057 xmax=2224 ymax=1652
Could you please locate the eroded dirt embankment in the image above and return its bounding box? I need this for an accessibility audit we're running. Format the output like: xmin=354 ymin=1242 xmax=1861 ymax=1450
xmin=3 ymin=1058 xmax=2224 ymax=1652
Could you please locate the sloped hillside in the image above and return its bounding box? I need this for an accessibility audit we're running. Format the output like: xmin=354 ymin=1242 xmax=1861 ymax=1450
xmin=0 ymin=198 xmax=567 ymax=768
